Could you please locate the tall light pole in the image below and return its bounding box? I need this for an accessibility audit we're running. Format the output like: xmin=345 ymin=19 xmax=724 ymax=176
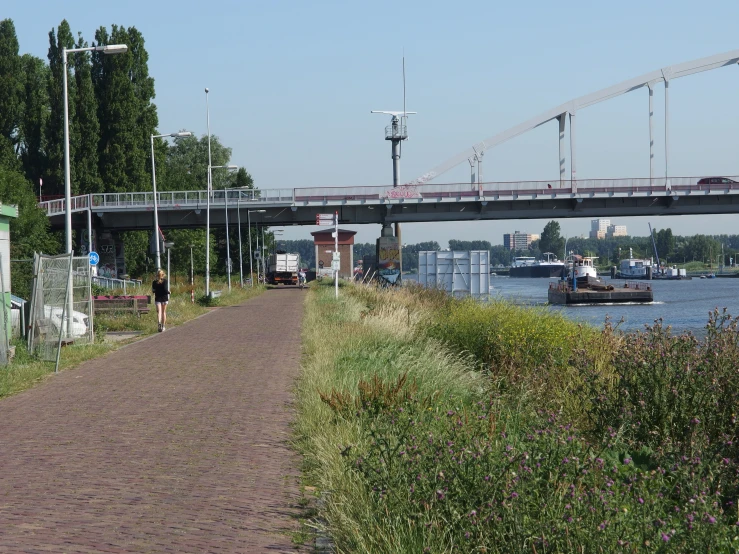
xmin=247 ymin=210 xmax=265 ymax=287
xmin=205 ymin=88 xmax=213 ymax=297
xmin=63 ymin=43 xmax=127 ymax=337
xmin=209 ymin=164 xmax=238 ymax=291
xmin=164 ymin=241 xmax=174 ymax=283
xmin=151 ymin=131 xmax=192 ymax=270
xmin=64 ymin=43 xmax=128 ymax=254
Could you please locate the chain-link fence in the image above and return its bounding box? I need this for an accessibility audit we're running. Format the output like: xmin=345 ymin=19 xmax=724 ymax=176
xmin=28 ymin=253 xmax=92 ymax=364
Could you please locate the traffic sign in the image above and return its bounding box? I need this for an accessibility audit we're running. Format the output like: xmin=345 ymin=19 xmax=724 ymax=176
xmin=316 ymin=213 xmax=335 ymax=226
xmin=331 ymin=260 xmax=340 ymax=271
xmin=89 ymin=251 xmax=99 ymax=266
xmin=332 ymin=251 xmax=341 ymax=262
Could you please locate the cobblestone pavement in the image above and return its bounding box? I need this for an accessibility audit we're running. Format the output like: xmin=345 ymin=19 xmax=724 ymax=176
xmin=0 ymin=288 xmax=307 ymax=553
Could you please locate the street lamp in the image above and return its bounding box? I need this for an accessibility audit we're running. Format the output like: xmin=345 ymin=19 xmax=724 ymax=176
xmin=205 ymin=88 xmax=212 ymax=297
xmin=63 ymin=43 xmax=127 ymax=336
xmin=64 ymin=43 xmax=127 ymax=254
xmin=209 ymin=164 xmax=238 ymax=291
xmin=164 ymin=241 xmax=175 ymax=283
xmin=151 ymin=131 xmax=192 ymax=270
xmin=247 ymin=210 xmax=266 ymax=287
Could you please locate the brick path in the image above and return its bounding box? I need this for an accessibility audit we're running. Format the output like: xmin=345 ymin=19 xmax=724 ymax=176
xmin=0 ymin=289 xmax=307 ymax=553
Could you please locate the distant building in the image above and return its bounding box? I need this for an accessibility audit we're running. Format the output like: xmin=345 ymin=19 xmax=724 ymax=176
xmin=590 ymin=219 xmax=627 ymax=239
xmin=504 ymin=231 xmax=539 ymax=251
xmin=608 ymin=225 xmax=627 ymax=238
xmin=589 ymin=219 xmax=610 ymax=239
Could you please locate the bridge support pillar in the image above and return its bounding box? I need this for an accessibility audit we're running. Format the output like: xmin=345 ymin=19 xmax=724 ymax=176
xmin=664 ymin=78 xmax=670 ymax=190
xmin=569 ymin=111 xmax=577 ymax=193
xmin=648 ymin=84 xmax=654 ymax=184
xmin=558 ymin=114 xmax=566 ymax=187
xmin=376 ymin=223 xmax=401 ymax=286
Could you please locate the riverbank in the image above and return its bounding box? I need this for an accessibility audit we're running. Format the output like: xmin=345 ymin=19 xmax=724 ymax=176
xmin=296 ymin=282 xmax=738 ymax=552
xmin=0 ymin=281 xmax=265 ymax=400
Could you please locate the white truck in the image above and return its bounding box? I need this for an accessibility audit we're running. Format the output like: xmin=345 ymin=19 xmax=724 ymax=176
xmin=267 ymin=252 xmax=300 ymax=285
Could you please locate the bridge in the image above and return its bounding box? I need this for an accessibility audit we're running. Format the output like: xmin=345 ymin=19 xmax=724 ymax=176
xmin=39 ymin=48 xmax=739 ymax=234
xmin=39 ymin=176 xmax=739 ymax=231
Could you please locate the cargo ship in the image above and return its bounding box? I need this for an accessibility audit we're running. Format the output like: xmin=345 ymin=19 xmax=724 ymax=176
xmin=509 ymin=252 xmax=565 ymax=278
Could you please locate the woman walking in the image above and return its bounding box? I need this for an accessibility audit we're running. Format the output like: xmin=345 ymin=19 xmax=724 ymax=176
xmin=152 ymin=269 xmax=170 ymax=332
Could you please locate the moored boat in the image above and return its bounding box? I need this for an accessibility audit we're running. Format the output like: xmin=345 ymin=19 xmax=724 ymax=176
xmin=509 ymin=252 xmax=565 ymax=278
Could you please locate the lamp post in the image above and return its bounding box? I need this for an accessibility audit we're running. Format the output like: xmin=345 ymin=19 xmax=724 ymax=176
xmin=64 ymin=43 xmax=128 ymax=254
xmin=209 ymin=164 xmax=238 ymax=291
xmin=151 ymin=131 xmax=192 ymax=270
xmin=189 ymin=243 xmax=195 ymax=303
xmin=63 ymin=43 xmax=127 ymax=336
xmin=205 ymin=88 xmax=212 ymax=298
xmin=164 ymin=241 xmax=175 ymax=283
xmin=247 ymin=210 xmax=265 ymax=287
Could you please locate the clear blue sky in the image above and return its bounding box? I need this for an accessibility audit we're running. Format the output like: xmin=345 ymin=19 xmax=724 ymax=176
xmin=7 ymin=0 xmax=739 ymax=246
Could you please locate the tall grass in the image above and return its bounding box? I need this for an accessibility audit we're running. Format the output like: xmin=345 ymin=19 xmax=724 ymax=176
xmin=296 ymin=282 xmax=739 ymax=552
xmin=295 ymin=283 xmax=484 ymax=552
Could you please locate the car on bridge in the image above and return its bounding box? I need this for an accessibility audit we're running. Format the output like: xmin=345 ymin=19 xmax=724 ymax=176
xmin=697 ymin=177 xmax=738 ymax=187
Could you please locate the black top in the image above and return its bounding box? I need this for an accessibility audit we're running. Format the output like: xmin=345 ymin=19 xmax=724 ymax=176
xmin=152 ymin=279 xmax=170 ymax=303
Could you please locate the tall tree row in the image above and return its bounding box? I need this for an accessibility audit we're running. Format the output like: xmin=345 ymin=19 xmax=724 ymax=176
xmin=1 ymin=16 xmax=257 ymax=282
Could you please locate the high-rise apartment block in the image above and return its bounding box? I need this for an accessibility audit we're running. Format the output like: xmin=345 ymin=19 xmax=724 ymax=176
xmin=589 ymin=219 xmax=627 ymax=239
xmin=503 ymin=231 xmax=540 ymax=250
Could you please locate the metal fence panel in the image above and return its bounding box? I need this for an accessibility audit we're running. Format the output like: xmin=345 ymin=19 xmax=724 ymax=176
xmin=29 ymin=253 xmax=74 ymax=361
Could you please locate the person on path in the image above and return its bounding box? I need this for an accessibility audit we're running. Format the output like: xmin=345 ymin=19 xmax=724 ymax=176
xmin=152 ymin=269 xmax=170 ymax=332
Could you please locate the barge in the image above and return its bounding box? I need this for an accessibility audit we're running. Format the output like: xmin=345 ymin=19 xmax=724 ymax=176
xmin=549 ymin=254 xmax=653 ymax=305
xmin=548 ymin=280 xmax=654 ymax=304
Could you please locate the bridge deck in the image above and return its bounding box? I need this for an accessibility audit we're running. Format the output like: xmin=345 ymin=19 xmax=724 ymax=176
xmin=0 ymin=289 xmax=308 ymax=552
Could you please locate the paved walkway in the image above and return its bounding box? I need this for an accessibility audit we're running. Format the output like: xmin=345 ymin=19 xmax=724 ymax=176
xmin=0 ymin=289 xmax=307 ymax=553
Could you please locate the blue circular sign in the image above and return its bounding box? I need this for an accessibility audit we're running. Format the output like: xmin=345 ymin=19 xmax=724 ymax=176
xmin=89 ymin=251 xmax=100 ymax=266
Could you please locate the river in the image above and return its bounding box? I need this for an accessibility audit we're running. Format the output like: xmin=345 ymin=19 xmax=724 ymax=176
xmin=404 ymin=274 xmax=739 ymax=334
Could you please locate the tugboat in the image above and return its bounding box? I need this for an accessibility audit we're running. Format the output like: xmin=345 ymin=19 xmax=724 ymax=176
xmin=549 ymin=254 xmax=654 ymax=305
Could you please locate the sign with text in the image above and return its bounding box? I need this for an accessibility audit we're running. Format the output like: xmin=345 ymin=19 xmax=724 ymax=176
xmin=316 ymin=213 xmax=336 ymax=226
xmin=377 ymin=236 xmax=401 ymax=285
xmin=381 ymin=184 xmax=422 ymax=199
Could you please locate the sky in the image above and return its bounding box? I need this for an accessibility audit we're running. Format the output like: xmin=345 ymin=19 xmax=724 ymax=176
xmin=7 ymin=0 xmax=739 ymax=248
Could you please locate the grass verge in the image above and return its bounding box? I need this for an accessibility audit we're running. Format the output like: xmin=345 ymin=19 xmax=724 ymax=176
xmin=0 ymin=280 xmax=265 ymax=400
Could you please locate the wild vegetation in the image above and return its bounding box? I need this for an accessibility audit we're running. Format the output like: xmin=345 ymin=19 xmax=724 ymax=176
xmin=296 ymin=282 xmax=739 ymax=552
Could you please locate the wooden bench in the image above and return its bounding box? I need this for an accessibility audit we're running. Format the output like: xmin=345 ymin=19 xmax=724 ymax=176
xmin=93 ymin=295 xmax=151 ymax=316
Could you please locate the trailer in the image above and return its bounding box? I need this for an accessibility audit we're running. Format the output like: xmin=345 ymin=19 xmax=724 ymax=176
xmin=267 ymin=252 xmax=300 ymax=285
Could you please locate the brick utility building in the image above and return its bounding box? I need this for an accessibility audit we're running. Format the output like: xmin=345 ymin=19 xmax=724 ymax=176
xmin=311 ymin=229 xmax=356 ymax=279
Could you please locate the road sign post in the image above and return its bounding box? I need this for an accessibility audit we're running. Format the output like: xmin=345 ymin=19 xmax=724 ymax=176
xmin=334 ymin=211 xmax=339 ymax=299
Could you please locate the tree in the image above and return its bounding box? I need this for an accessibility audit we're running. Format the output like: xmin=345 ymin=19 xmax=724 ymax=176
xmin=539 ymin=221 xmax=565 ymax=258
xmin=159 ymin=134 xmax=232 ymax=191
xmin=46 ymin=20 xmax=76 ymax=196
xmin=72 ymin=33 xmax=102 ymax=194
xmin=654 ymin=228 xmax=674 ymax=261
xmin=93 ymin=25 xmax=157 ymax=193
xmin=0 ymin=167 xmax=60 ymax=297
xmin=18 ymin=54 xmax=49 ymax=187
xmin=0 ymin=19 xmax=22 ymax=164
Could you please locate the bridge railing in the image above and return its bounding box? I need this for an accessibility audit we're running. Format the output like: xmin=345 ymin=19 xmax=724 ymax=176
xmin=37 ymin=176 xmax=739 ymax=216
